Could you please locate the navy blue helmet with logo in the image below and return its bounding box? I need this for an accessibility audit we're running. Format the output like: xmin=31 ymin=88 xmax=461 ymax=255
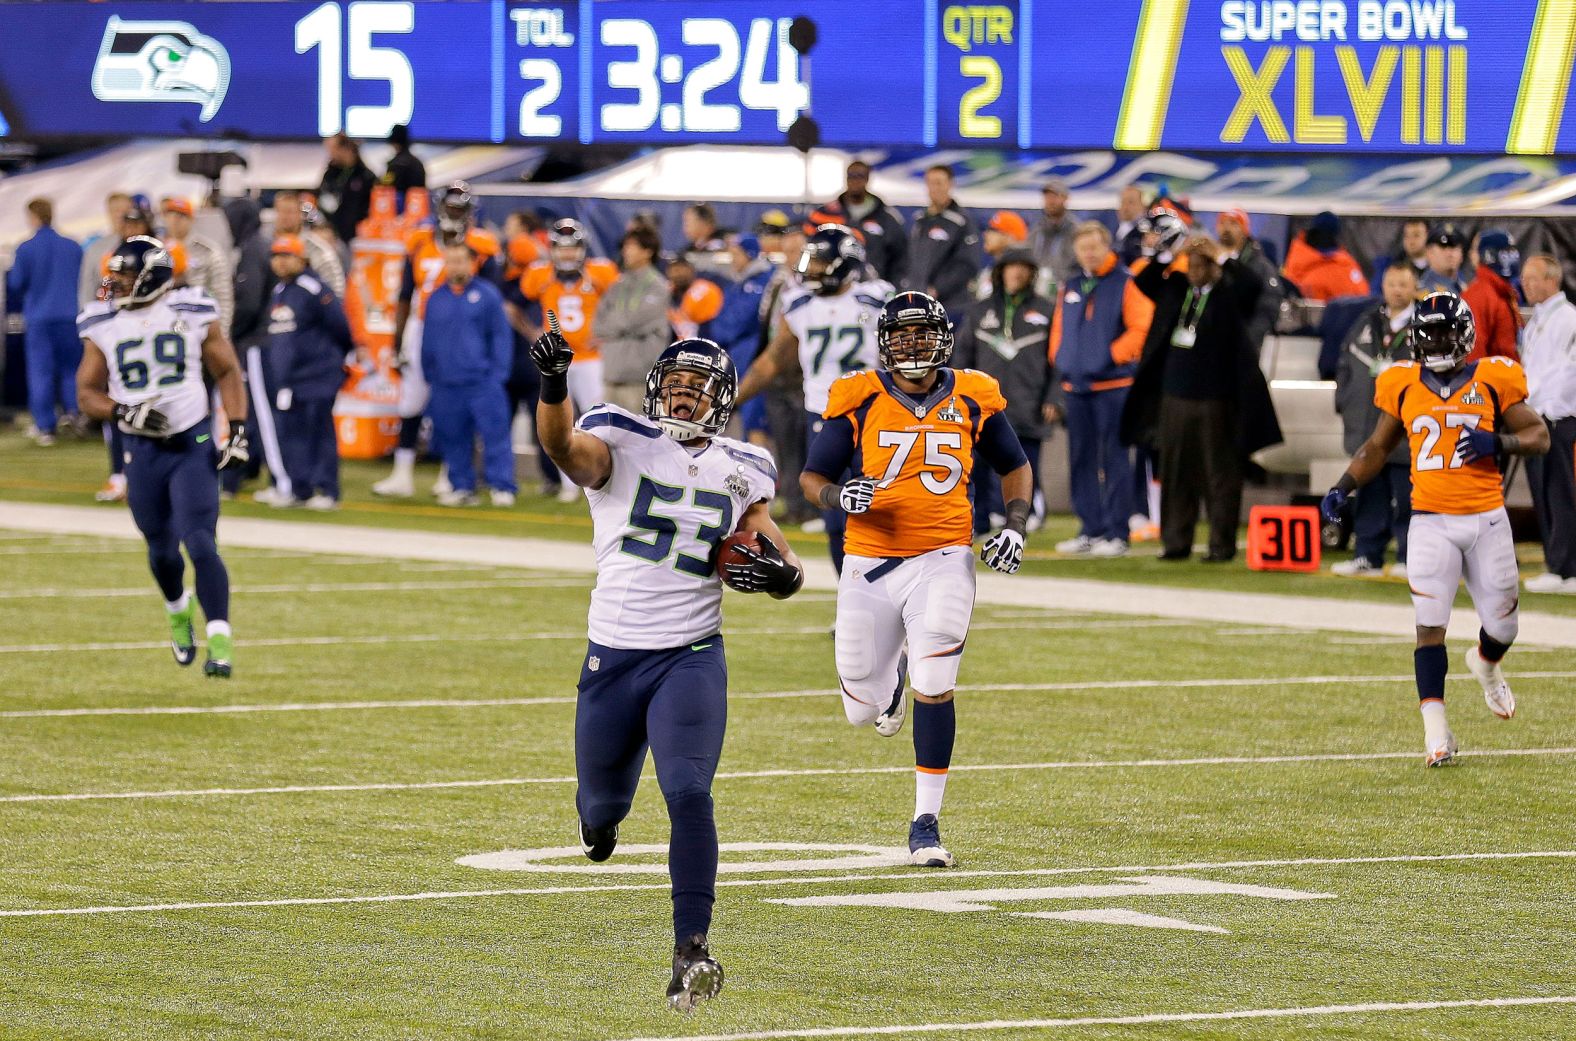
xmin=102 ymin=235 xmax=175 ymax=309
xmin=1410 ymin=291 xmax=1476 ymax=373
xmin=796 ymin=223 xmax=866 ymax=295
xmin=549 ymin=218 xmax=588 ymax=273
xmin=877 ymin=290 xmax=953 ymax=378
xmin=644 ymin=339 xmax=737 ymax=441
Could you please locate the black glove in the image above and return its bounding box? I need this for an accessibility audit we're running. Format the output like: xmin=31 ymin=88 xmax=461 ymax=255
xmin=217 ymin=421 xmax=250 ymax=471
xmin=530 ymin=330 xmax=573 ymax=405
xmin=114 ymin=401 xmax=171 ymax=437
xmin=724 ymin=533 xmax=802 ymax=597
xmin=530 ymin=331 xmax=573 ymax=377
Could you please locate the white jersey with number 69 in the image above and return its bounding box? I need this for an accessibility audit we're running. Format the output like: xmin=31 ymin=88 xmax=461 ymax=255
xmin=781 ymin=278 xmax=892 ymax=414
xmin=577 ymin=404 xmax=777 ymax=650
xmin=77 ymin=287 xmax=217 ymax=437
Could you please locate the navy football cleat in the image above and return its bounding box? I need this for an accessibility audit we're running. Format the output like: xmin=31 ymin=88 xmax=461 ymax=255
xmin=908 ymin=813 xmax=955 ymax=868
xmin=666 ymin=934 xmax=724 ymax=1012
xmin=579 ymin=819 xmax=618 ymax=863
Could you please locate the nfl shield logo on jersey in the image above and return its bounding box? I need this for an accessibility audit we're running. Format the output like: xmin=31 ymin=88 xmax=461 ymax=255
xmin=588 ymin=655 xmax=600 ymax=672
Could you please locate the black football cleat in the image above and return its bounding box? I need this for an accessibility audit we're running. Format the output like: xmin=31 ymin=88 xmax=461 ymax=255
xmin=579 ymin=819 xmax=618 ymax=863
xmin=666 ymin=934 xmax=723 ymax=1013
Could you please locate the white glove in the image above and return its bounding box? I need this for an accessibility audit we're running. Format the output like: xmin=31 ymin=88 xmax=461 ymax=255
xmin=838 ymin=477 xmax=877 ymax=514
xmin=980 ymin=528 xmax=1025 ymax=574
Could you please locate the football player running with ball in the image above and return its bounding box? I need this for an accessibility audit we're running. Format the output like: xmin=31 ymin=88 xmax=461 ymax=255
xmin=801 ymin=292 xmax=1033 ymax=867
xmin=530 ymin=318 xmax=802 ymax=1011
xmin=1323 ymin=292 xmax=1548 ymax=766
xmin=76 ymin=237 xmax=250 ymax=678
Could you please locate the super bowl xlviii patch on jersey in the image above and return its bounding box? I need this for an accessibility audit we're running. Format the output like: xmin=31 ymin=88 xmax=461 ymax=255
xmin=172 ymin=318 xmax=188 ymax=335
xmin=725 ymin=466 xmax=751 ymax=499
xmin=937 ymin=397 xmax=965 ymax=424
xmin=1461 ymin=383 xmax=1485 ymax=405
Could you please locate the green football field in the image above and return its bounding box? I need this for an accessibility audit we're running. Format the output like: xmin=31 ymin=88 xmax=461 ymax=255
xmin=1 ymin=516 xmax=1574 ymax=1041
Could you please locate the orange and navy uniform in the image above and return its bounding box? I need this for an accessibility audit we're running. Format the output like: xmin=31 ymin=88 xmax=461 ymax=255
xmin=1375 ymin=357 xmax=1529 ymax=515
xmin=807 ymin=368 xmax=1025 ymax=558
xmin=503 ymin=232 xmax=543 ymax=283
xmin=401 ymin=226 xmax=502 ymax=320
xmin=520 ymin=258 xmax=620 ymax=361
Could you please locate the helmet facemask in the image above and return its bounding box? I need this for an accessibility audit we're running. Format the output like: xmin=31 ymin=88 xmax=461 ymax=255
xmin=105 ymin=243 xmax=174 ymax=310
xmin=644 ymin=363 xmax=735 ymax=441
xmin=879 ymin=319 xmax=952 ymax=379
xmin=1411 ymin=320 xmax=1472 ymax=373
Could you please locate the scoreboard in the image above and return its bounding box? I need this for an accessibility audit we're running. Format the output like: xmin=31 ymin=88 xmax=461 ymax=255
xmin=1 ymin=0 xmax=1573 ymax=154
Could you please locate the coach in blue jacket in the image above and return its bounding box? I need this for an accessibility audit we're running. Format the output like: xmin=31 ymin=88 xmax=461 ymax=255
xmin=268 ymin=235 xmax=353 ymax=509
xmin=7 ymin=198 xmax=84 ymax=444
xmin=423 ymin=240 xmax=517 ymax=506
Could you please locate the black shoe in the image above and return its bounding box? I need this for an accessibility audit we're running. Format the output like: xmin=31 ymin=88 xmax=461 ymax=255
xmin=666 ymin=934 xmax=723 ymax=1012
xmin=1158 ymin=549 xmax=1190 ymax=561
xmin=1203 ymin=551 xmax=1235 ymax=563
xmin=578 ymin=819 xmax=618 ymax=863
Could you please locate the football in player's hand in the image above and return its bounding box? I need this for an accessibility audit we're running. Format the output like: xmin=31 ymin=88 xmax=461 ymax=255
xmin=715 ymin=530 xmax=762 ymax=590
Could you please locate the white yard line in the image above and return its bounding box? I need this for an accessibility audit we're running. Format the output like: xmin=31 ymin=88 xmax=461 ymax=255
xmin=612 ymin=996 xmax=1576 ymax=1041
xmin=6 ymin=671 xmax=1576 ymax=719
xmin=0 ymin=849 xmax=1571 ymax=919
xmin=5 ymin=747 xmax=1573 ymax=804
xmin=0 ymin=620 xmax=1191 ymax=655
xmin=0 ymin=578 xmax=582 ymax=600
xmin=5 ymin=501 xmax=1574 ymax=647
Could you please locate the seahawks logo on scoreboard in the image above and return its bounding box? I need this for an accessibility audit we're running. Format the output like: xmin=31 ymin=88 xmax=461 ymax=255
xmin=91 ymin=15 xmax=231 ymax=123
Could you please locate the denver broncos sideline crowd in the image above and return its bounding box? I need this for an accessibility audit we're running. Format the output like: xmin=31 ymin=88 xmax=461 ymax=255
xmin=3 ymin=131 xmax=1574 ymax=592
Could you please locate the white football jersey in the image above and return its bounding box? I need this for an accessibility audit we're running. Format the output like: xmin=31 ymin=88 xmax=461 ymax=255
xmin=77 ymin=287 xmax=217 ymax=437
xmin=781 ymin=278 xmax=892 ymax=414
xmin=578 ymin=404 xmax=778 ymax=650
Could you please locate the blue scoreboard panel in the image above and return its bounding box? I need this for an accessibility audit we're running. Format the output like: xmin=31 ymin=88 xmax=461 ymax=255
xmin=1 ymin=1 xmax=1572 ymax=154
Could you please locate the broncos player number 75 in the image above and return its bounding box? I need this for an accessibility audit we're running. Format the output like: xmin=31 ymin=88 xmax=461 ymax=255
xmin=530 ymin=311 xmax=802 ymax=1011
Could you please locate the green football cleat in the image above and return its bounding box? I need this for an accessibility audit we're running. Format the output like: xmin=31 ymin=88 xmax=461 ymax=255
xmin=167 ymin=604 xmax=197 ymax=667
xmin=204 ymin=632 xmax=233 ymax=679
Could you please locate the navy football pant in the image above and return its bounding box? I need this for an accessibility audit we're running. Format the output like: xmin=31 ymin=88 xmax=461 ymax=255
xmin=124 ymin=419 xmax=230 ymax=623
xmin=576 ymin=638 xmax=728 ymax=942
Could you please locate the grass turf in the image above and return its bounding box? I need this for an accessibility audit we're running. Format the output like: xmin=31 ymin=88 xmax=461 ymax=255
xmin=4 ymin=427 xmax=1575 ymax=616
xmin=0 ymin=528 xmax=1572 ymax=1040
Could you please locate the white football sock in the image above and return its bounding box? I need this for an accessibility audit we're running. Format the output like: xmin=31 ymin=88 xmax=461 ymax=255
xmin=207 ymin=620 xmax=232 ymax=639
xmin=1420 ymin=699 xmax=1450 ymax=746
xmin=164 ymin=592 xmax=190 ymax=614
xmin=914 ymin=769 xmax=948 ymax=821
xmin=392 ymin=448 xmax=416 ymax=472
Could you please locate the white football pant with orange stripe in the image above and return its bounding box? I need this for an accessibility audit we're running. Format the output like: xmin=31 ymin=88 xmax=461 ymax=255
xmin=834 ymin=545 xmax=976 ymax=724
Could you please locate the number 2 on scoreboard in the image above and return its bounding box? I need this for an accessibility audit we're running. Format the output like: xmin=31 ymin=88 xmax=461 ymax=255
xmin=959 ymin=56 xmax=1002 ymax=139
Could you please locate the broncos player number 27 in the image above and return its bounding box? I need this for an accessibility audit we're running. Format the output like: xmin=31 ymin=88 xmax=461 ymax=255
xmin=1323 ymin=291 xmax=1549 ymax=767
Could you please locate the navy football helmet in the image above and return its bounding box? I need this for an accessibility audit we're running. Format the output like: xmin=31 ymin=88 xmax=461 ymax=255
xmin=644 ymin=339 xmax=737 ymax=441
xmin=796 ymin=224 xmax=865 ymax=295
xmin=549 ymin=218 xmax=587 ymax=274
xmin=877 ymin=291 xmax=953 ymax=379
xmin=1477 ymin=229 xmax=1521 ymax=280
xmin=102 ymin=236 xmax=175 ymax=309
xmin=434 ymin=181 xmax=475 ymax=243
xmin=1410 ymin=291 xmax=1476 ymax=373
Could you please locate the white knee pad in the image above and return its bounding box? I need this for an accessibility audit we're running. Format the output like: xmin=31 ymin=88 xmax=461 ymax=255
xmin=835 ymin=608 xmax=876 ymax=683
xmin=841 ymin=685 xmax=882 ymax=727
xmin=922 ymin=577 xmax=973 ymax=648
